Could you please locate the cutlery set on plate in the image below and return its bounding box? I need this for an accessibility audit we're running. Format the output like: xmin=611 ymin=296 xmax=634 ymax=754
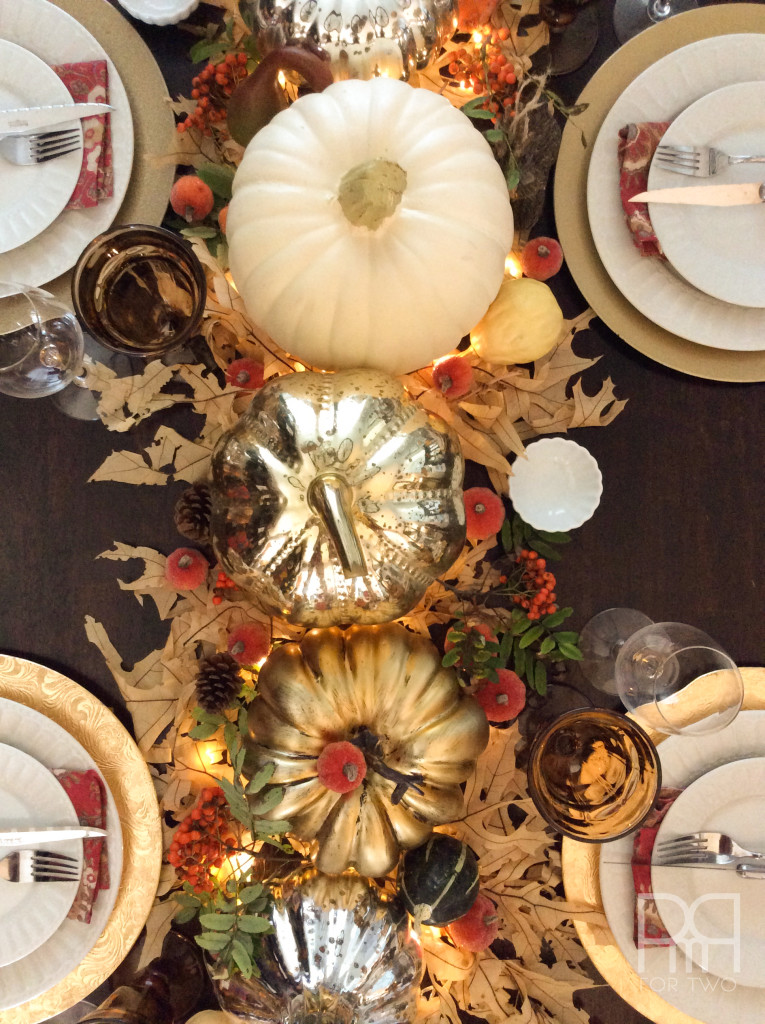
xmin=654 ymin=830 xmax=765 ymax=875
xmin=0 ymin=102 xmax=111 ymax=165
xmin=0 ymin=826 xmax=106 ymax=882
xmin=632 ymin=144 xmax=765 ymax=204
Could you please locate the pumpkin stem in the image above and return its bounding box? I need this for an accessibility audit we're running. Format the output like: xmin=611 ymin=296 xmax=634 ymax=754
xmin=307 ymin=473 xmax=367 ymax=579
xmin=337 ymin=159 xmax=407 ymax=231
xmin=350 ymin=727 xmax=425 ymax=804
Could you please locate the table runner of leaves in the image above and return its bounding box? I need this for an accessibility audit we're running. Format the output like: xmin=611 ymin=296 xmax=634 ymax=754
xmin=81 ymin=257 xmax=621 ymax=1021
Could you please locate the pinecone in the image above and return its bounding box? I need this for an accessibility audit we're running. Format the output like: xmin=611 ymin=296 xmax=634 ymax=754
xmin=195 ymin=652 xmax=241 ymax=713
xmin=174 ymin=483 xmax=211 ymax=542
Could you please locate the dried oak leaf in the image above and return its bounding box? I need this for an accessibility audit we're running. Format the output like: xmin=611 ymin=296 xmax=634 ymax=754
xmin=97 ymin=542 xmax=177 ymax=619
xmin=84 ymin=616 xmax=183 ymax=756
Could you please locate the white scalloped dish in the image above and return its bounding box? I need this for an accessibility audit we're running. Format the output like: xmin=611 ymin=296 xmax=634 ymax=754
xmin=116 ymin=0 xmax=200 ymax=25
xmin=508 ymin=438 xmax=602 ymax=531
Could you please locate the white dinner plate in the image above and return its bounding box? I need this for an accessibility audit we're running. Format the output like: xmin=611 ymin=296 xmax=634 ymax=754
xmin=0 ymin=40 xmax=82 ymax=255
xmin=599 ymin=711 xmax=765 ymax=1024
xmin=0 ymin=697 xmax=123 ymax=1010
xmin=586 ymin=33 xmax=765 ymax=351
xmin=0 ymin=743 xmax=81 ymax=969
xmin=652 ymin=757 xmax=765 ymax=989
xmin=647 ymin=81 xmax=765 ymax=309
xmin=0 ymin=0 xmax=134 ymax=287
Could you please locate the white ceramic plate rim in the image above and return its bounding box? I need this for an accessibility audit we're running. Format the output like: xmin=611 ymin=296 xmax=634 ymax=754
xmin=599 ymin=710 xmax=765 ymax=1024
xmin=647 ymin=81 xmax=765 ymax=309
xmin=0 ymin=696 xmax=123 ymax=1011
xmin=652 ymin=757 xmax=765 ymax=988
xmin=0 ymin=39 xmax=82 ymax=254
xmin=586 ymin=32 xmax=765 ymax=352
xmin=0 ymin=742 xmax=82 ymax=968
xmin=0 ymin=0 xmax=134 ymax=287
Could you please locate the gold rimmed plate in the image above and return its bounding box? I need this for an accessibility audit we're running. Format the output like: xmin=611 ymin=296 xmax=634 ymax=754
xmin=0 ymin=656 xmax=161 ymax=1024
xmin=554 ymin=5 xmax=765 ymax=381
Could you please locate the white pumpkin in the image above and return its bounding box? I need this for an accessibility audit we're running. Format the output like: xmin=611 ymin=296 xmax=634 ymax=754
xmin=227 ymin=77 xmax=514 ymax=375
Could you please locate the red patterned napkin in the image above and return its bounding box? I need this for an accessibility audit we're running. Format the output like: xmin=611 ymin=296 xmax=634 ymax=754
xmin=53 ymin=768 xmax=110 ymax=924
xmin=631 ymin=786 xmax=683 ymax=948
xmin=50 ymin=60 xmax=113 ymax=209
xmin=617 ymin=121 xmax=671 ymax=259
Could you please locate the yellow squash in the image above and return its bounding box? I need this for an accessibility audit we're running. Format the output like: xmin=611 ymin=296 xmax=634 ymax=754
xmin=471 ymin=276 xmax=564 ymax=365
xmin=246 ymin=623 xmax=489 ymax=877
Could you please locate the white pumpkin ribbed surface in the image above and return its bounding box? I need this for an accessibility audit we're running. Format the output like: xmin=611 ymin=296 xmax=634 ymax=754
xmin=227 ymin=77 xmax=514 ymax=375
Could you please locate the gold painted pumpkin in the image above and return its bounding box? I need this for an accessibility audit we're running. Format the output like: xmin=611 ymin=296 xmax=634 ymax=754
xmin=470 ymin=276 xmax=564 ymax=364
xmin=227 ymin=77 xmax=514 ymax=375
xmin=210 ymin=368 xmax=465 ymax=627
xmin=245 ymin=623 xmax=490 ymax=876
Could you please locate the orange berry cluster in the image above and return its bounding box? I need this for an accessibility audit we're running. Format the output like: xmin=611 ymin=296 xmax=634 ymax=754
xmin=212 ymin=568 xmax=239 ymax=606
xmin=168 ymin=787 xmax=237 ymax=893
xmin=511 ymin=550 xmax=557 ymax=620
xmin=447 ymin=27 xmax=518 ymax=122
xmin=177 ymin=52 xmax=249 ymax=136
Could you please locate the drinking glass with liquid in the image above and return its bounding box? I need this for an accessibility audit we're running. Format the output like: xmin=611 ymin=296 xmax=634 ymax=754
xmin=71 ymin=224 xmax=207 ymax=360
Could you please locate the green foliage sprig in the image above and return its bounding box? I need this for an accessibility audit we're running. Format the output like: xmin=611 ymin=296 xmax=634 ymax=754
xmin=172 ymin=697 xmax=298 ymax=980
xmin=442 ymin=513 xmax=583 ymax=697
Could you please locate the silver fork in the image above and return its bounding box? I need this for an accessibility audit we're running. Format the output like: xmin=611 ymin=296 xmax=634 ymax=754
xmin=654 ymin=831 xmax=765 ymax=867
xmin=0 ymin=128 xmax=81 ymax=166
xmin=654 ymin=144 xmax=765 ymax=177
xmin=0 ymin=848 xmax=80 ymax=882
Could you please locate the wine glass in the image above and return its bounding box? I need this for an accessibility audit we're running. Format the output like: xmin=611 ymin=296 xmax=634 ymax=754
xmin=613 ymin=0 xmax=698 ymax=45
xmin=614 ymin=621 xmax=744 ymax=736
xmin=579 ymin=606 xmax=655 ymax=694
xmin=0 ymin=281 xmax=84 ymax=399
xmin=527 ymin=706 xmax=661 ymax=842
xmin=540 ymin=0 xmax=600 ymax=76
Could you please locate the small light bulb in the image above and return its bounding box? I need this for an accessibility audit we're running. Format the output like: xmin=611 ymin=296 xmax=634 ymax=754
xmin=505 ymin=253 xmax=523 ymax=278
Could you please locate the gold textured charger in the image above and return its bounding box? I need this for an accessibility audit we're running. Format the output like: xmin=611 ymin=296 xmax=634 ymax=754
xmin=0 ymin=655 xmax=162 ymax=1024
xmin=44 ymin=0 xmax=176 ymax=314
xmin=562 ymin=665 xmax=765 ymax=1024
xmin=554 ymin=5 xmax=765 ymax=383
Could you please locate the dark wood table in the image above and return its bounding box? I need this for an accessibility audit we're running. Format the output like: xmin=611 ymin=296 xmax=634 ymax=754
xmin=0 ymin=1 xmax=762 ymax=1020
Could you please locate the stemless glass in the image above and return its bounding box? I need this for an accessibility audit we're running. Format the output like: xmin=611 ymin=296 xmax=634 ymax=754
xmin=527 ymin=707 xmax=661 ymax=842
xmin=613 ymin=0 xmax=698 ymax=45
xmin=614 ymin=621 xmax=745 ymax=736
xmin=0 ymin=281 xmax=84 ymax=399
xmin=540 ymin=0 xmax=600 ymax=76
xmin=71 ymin=224 xmax=207 ymax=359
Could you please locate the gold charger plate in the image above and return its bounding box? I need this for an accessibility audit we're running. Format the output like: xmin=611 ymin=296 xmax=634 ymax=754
xmin=46 ymin=0 xmax=176 ymax=313
xmin=0 ymin=655 xmax=162 ymax=1024
xmin=554 ymin=5 xmax=765 ymax=382
xmin=562 ymin=665 xmax=765 ymax=1024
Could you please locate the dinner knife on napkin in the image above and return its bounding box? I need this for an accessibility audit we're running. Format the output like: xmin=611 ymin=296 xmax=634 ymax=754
xmin=0 ymin=826 xmax=107 ymax=846
xmin=0 ymin=103 xmax=113 ymax=136
xmin=630 ymin=182 xmax=765 ymax=205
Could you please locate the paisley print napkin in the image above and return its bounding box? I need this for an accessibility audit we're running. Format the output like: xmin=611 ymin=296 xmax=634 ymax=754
xmin=631 ymin=785 xmax=683 ymax=948
xmin=617 ymin=121 xmax=670 ymax=259
xmin=51 ymin=60 xmax=113 ymax=209
xmin=54 ymin=768 xmax=110 ymax=924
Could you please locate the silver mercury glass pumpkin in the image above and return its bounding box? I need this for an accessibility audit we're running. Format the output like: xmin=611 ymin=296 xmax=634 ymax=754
xmin=209 ymin=369 xmax=465 ymax=628
xmin=211 ymin=873 xmax=424 ymax=1024
xmin=242 ymin=0 xmax=456 ymax=81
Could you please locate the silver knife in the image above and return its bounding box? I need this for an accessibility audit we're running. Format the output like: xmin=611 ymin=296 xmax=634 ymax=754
xmin=0 ymin=826 xmax=107 ymax=846
xmin=630 ymin=182 xmax=765 ymax=206
xmin=0 ymin=103 xmax=113 ymax=137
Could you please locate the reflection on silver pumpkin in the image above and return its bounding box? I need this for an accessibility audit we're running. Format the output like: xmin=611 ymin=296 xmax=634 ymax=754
xmin=210 ymin=369 xmax=465 ymax=628
xmin=243 ymin=0 xmax=456 ymax=81
xmin=212 ymin=873 xmax=423 ymax=1024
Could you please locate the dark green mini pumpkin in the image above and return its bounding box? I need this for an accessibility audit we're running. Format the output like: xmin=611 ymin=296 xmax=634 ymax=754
xmin=398 ymin=834 xmax=480 ymax=926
